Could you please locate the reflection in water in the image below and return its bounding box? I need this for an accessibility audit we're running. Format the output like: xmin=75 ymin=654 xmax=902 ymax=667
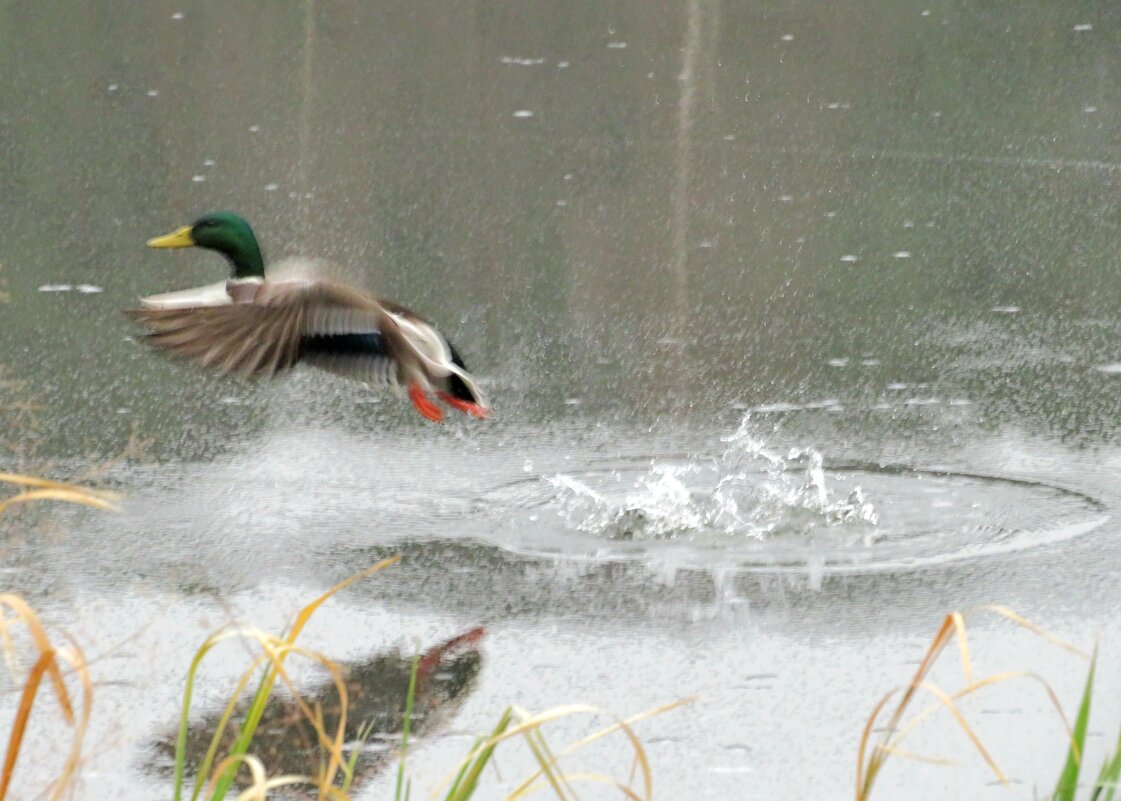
xmin=149 ymin=628 xmax=484 ymax=793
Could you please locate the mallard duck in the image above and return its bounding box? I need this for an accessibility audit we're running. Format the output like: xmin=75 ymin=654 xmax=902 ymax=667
xmin=128 ymin=212 xmax=488 ymax=422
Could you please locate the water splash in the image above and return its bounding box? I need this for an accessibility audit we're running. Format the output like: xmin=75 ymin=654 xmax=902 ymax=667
xmin=547 ymin=417 xmax=878 ymax=543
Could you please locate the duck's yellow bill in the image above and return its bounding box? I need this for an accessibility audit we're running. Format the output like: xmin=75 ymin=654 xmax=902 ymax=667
xmin=146 ymin=225 xmax=195 ymax=248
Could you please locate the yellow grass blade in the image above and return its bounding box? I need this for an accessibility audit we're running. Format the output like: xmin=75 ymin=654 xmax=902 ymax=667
xmin=46 ymin=639 xmax=92 ymax=801
xmin=0 ymin=473 xmax=120 ymax=502
xmin=286 ymin=556 xmax=400 ymax=646
xmin=857 ymin=614 xmax=956 ymax=801
xmin=514 ymin=773 xmax=644 ymax=801
xmin=916 ymin=682 xmax=1007 ymax=784
xmin=951 ymin=612 xmax=973 ymax=685
xmin=856 ymin=690 xmax=897 ymax=800
xmin=877 ymin=746 xmax=955 ymax=766
xmin=980 ymin=605 xmax=1088 ymax=658
xmin=858 ymin=606 xmax=1091 ymax=801
xmin=0 ymin=488 xmax=120 ymax=515
xmin=188 ymin=560 xmax=398 ymax=801
xmin=0 ymin=595 xmax=73 ymax=723
xmin=548 ymin=697 xmax=698 ymax=758
xmin=429 ymin=698 xmax=694 ymax=801
xmin=0 ymin=597 xmax=91 ymax=801
xmin=0 ymin=649 xmax=56 ymax=801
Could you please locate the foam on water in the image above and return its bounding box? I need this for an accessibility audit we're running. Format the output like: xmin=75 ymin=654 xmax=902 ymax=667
xmin=546 ymin=417 xmax=878 ymax=544
xmin=479 ymin=417 xmax=1108 ymax=572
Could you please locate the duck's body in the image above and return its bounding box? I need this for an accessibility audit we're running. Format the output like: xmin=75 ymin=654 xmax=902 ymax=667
xmin=128 ymin=213 xmax=487 ymax=422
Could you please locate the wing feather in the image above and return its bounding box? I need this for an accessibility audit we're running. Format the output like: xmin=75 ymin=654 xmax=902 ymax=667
xmin=127 ymin=277 xmax=485 ymax=409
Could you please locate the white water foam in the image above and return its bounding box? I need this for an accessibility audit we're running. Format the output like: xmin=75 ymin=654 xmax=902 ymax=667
xmin=547 ymin=418 xmax=878 ymax=543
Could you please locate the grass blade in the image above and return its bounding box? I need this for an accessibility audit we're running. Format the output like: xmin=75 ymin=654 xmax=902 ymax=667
xmin=443 ymin=707 xmax=514 ymax=801
xmin=1053 ymin=645 xmax=1096 ymax=801
xmin=204 ymin=557 xmax=398 ymax=801
xmin=0 ymin=649 xmax=56 ymax=801
xmin=395 ymin=653 xmax=420 ymax=801
xmin=1091 ymin=711 xmax=1121 ymax=801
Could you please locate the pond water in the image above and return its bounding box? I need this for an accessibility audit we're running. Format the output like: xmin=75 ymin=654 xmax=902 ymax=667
xmin=2 ymin=1 xmax=1121 ymax=798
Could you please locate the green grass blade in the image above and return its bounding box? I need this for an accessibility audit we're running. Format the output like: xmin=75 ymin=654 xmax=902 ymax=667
xmin=445 ymin=707 xmax=514 ymax=801
xmin=1091 ymin=716 xmax=1121 ymax=801
xmin=207 ymin=558 xmax=398 ymax=801
xmin=1053 ymin=645 xmax=1097 ymax=801
xmin=172 ymin=633 xmax=247 ymax=801
xmin=523 ymin=728 xmax=572 ymax=801
xmin=207 ymin=660 xmax=278 ymax=801
xmin=395 ymin=653 xmax=420 ymax=801
xmin=444 ymin=736 xmax=486 ymax=800
xmin=342 ymin=720 xmax=375 ymax=796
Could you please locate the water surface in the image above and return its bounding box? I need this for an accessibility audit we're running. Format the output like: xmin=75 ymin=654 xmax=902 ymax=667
xmin=2 ymin=1 xmax=1121 ymax=798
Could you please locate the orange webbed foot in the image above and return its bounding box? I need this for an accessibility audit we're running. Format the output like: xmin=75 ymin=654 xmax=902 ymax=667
xmin=436 ymin=391 xmax=489 ymax=418
xmin=409 ymin=384 xmax=444 ymax=422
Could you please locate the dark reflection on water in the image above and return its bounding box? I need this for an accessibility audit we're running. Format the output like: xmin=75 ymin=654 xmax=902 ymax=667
xmin=148 ymin=627 xmax=484 ymax=794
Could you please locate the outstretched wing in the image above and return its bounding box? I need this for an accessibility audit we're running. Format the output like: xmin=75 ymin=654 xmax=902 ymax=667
xmin=126 ymin=280 xmax=408 ymax=379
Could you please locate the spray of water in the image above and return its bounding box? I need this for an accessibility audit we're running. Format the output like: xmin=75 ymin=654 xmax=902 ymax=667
xmin=547 ymin=417 xmax=878 ymax=543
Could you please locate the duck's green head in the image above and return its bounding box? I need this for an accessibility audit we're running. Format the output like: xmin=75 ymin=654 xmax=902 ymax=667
xmin=147 ymin=211 xmax=265 ymax=279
